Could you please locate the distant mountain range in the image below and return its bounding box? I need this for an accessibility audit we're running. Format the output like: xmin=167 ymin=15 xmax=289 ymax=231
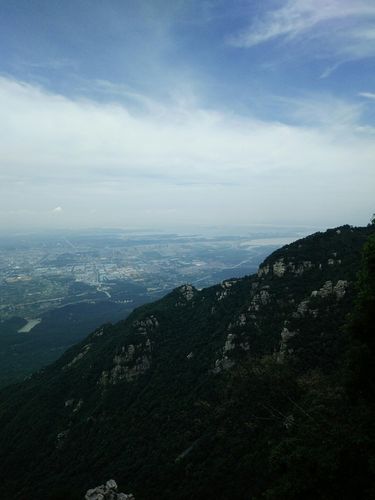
xmin=0 ymin=224 xmax=374 ymax=499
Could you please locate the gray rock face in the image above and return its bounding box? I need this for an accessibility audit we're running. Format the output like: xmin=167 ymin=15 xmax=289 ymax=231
xmin=85 ymin=479 xmax=134 ymax=500
xmin=132 ymin=315 xmax=159 ymax=334
xmin=277 ymin=327 xmax=298 ymax=363
xmin=180 ymin=284 xmax=195 ymax=300
xmin=64 ymin=344 xmax=91 ymax=370
xmin=56 ymin=429 xmax=69 ymax=449
xmin=99 ymin=334 xmax=153 ymax=387
xmin=259 ymin=258 xmax=314 ymax=279
xmin=215 ymin=280 xmax=238 ymax=301
xmin=174 ymin=284 xmax=198 ymax=306
xmin=310 ymin=279 xmax=348 ymax=299
xmin=334 ymin=280 xmax=348 ymax=299
xmin=257 ymin=265 xmax=270 ymax=277
xmin=273 ymin=259 xmax=286 ymax=277
xmin=99 ymin=352 xmax=151 ymax=386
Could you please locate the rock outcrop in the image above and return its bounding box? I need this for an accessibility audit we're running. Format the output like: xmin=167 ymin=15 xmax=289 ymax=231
xmin=85 ymin=479 xmax=134 ymax=500
xmin=0 ymin=224 xmax=372 ymax=500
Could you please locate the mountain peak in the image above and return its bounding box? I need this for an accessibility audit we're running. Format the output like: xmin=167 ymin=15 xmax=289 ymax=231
xmin=0 ymin=224 xmax=373 ymax=499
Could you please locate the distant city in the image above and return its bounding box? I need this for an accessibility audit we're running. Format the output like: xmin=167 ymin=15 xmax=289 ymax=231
xmin=0 ymin=227 xmax=308 ymax=326
xmin=0 ymin=226 xmax=311 ymax=385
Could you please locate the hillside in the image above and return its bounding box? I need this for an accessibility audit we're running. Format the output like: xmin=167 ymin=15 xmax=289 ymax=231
xmin=0 ymin=224 xmax=374 ymax=499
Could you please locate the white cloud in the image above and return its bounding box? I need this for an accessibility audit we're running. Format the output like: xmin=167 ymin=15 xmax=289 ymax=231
xmin=358 ymin=92 xmax=375 ymax=100
xmin=52 ymin=206 xmax=63 ymax=212
xmin=319 ymin=62 xmax=343 ymax=79
xmin=229 ymin=0 xmax=375 ymax=61
xmin=0 ymin=76 xmax=374 ymax=229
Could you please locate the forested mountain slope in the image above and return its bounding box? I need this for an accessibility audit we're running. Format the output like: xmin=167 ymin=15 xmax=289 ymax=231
xmin=0 ymin=224 xmax=374 ymax=499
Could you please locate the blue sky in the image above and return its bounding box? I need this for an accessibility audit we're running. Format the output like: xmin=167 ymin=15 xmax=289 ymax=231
xmin=1 ymin=0 xmax=374 ymax=230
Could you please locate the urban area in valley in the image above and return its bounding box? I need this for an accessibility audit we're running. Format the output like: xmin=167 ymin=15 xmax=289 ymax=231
xmin=0 ymin=226 xmax=308 ymax=385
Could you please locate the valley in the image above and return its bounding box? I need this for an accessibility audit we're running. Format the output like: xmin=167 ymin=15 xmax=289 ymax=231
xmin=0 ymin=226 xmax=306 ymax=386
xmin=0 ymin=224 xmax=373 ymax=499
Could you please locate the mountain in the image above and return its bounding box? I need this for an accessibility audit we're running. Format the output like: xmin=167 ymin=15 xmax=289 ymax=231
xmin=0 ymin=224 xmax=374 ymax=499
xmin=0 ymin=293 xmax=152 ymax=388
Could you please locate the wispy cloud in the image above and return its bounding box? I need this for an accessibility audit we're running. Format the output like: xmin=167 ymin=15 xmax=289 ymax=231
xmin=319 ymin=62 xmax=343 ymax=79
xmin=273 ymin=93 xmax=364 ymax=128
xmin=229 ymin=0 xmax=375 ymax=61
xmin=358 ymin=92 xmax=375 ymax=100
xmin=16 ymin=58 xmax=78 ymax=71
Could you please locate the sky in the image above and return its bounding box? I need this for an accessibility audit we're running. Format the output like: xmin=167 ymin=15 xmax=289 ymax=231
xmin=0 ymin=0 xmax=374 ymax=231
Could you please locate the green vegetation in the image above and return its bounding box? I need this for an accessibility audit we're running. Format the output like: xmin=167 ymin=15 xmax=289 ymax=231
xmin=0 ymin=289 xmax=152 ymax=387
xmin=0 ymin=230 xmax=281 ymax=387
xmin=0 ymin=225 xmax=373 ymax=499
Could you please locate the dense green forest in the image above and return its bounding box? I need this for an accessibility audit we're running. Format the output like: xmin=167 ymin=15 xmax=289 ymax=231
xmin=0 ymin=281 xmax=153 ymax=387
xmin=0 ymin=224 xmax=374 ymax=499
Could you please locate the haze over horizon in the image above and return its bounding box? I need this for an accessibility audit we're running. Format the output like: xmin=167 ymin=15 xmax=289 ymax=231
xmin=1 ymin=0 xmax=374 ymax=231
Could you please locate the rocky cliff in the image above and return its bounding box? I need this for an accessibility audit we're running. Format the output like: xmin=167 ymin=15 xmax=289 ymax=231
xmin=85 ymin=479 xmax=134 ymax=500
xmin=0 ymin=224 xmax=373 ymax=499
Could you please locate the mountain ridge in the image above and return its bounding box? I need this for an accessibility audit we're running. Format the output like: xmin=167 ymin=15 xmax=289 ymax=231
xmin=0 ymin=224 xmax=374 ymax=499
